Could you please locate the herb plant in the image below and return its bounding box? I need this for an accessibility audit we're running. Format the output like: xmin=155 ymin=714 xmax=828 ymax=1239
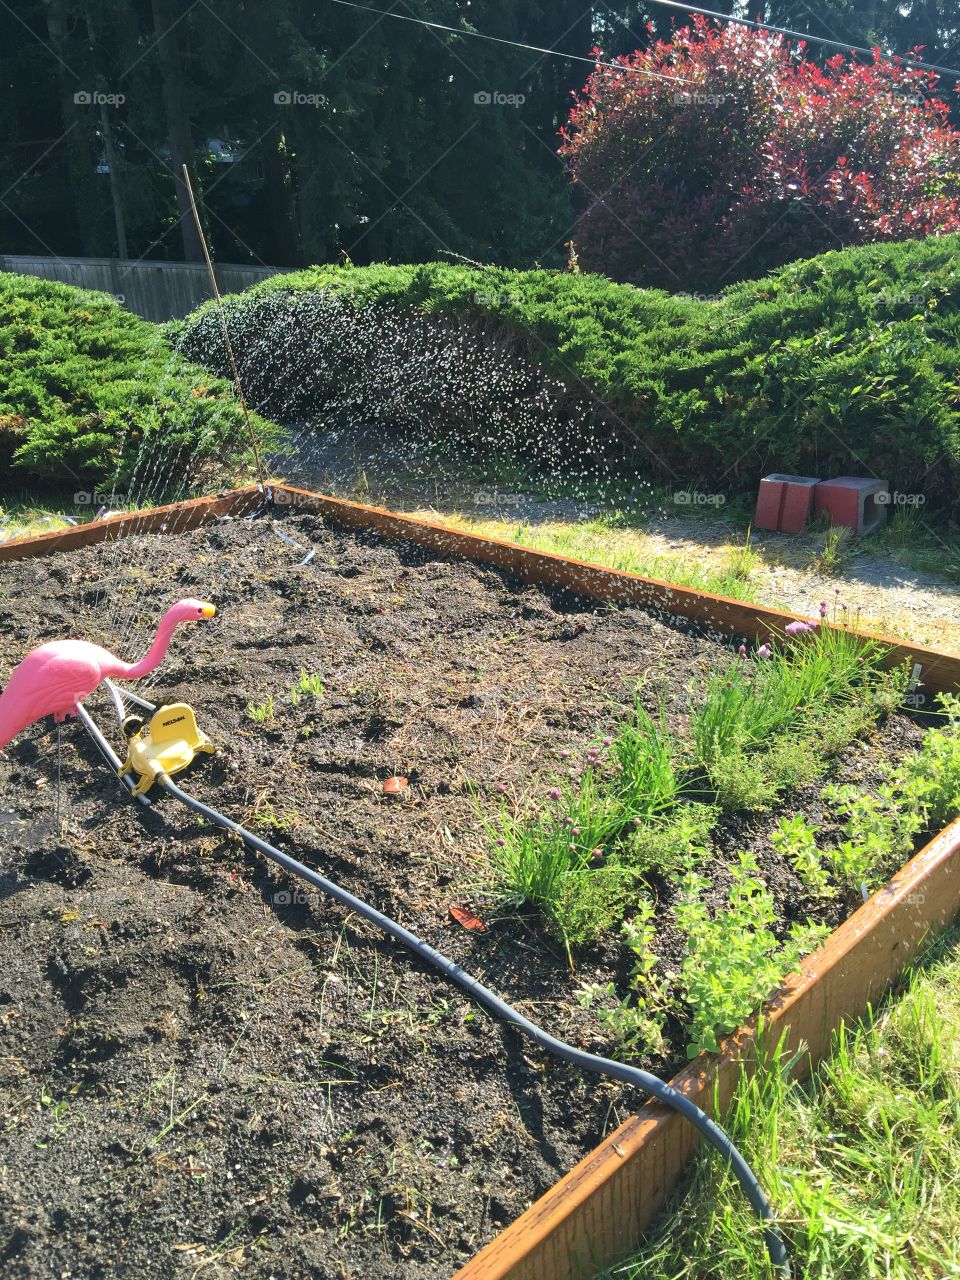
xmin=577 ymin=897 xmax=671 ymax=1056
xmin=675 ymin=851 xmax=829 ymax=1057
xmin=771 ymin=814 xmax=832 ymax=898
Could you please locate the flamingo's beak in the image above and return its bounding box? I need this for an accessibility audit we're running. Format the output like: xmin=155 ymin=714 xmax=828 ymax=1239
xmin=200 ymin=603 xmax=217 ymax=619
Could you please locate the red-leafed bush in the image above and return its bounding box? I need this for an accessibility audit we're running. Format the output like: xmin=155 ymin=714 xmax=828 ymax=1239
xmin=559 ymin=18 xmax=960 ymax=290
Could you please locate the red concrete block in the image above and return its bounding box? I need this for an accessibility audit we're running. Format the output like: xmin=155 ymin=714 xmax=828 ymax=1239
xmin=814 ymin=476 xmax=888 ymax=535
xmin=754 ymin=474 xmax=820 ymax=533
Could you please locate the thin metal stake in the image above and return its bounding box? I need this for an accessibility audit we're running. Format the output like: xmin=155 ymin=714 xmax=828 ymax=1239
xmin=55 ymin=723 xmax=62 ymax=836
xmin=180 ymin=164 xmax=268 ymax=494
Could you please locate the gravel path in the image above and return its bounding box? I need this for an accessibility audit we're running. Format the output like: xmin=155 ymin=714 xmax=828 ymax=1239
xmin=624 ymin=515 xmax=960 ymax=650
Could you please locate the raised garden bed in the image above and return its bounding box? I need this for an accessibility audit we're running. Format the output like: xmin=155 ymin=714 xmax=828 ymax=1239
xmin=1 ymin=488 xmax=959 ymax=1280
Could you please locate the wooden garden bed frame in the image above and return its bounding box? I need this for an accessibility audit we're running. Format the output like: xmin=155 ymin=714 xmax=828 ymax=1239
xmin=3 ymin=482 xmax=960 ymax=1280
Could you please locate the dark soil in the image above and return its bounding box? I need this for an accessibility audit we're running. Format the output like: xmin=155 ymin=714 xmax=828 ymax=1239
xmin=0 ymin=510 xmax=927 ymax=1280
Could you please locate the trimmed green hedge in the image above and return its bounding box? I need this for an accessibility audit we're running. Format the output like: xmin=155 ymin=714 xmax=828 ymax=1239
xmin=172 ymin=237 xmax=960 ymax=507
xmin=0 ymin=273 xmax=273 ymax=491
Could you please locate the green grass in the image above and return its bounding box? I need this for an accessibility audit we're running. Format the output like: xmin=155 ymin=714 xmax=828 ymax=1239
xmin=486 ymin=764 xmax=626 ymax=952
xmin=483 ymin=632 xmax=955 ymax=1060
xmin=605 ymin=927 xmax=960 ymax=1280
xmin=0 ymin=498 xmax=75 ymax=541
xmin=692 ymin=627 xmax=889 ymax=764
xmin=608 ymin=697 xmax=685 ymax=823
xmin=811 ymin=521 xmax=852 ymax=576
xmin=486 ymin=697 xmax=688 ymax=951
xmin=870 ymin=505 xmax=960 ymax=583
xmin=489 ymin=626 xmax=904 ymax=950
xmin=246 ymin=696 xmax=275 ymax=724
xmin=289 ymin=670 xmax=325 ymax=705
xmin=437 ymin=513 xmax=763 ymax=603
xmin=0 ymin=486 xmax=152 ymax=540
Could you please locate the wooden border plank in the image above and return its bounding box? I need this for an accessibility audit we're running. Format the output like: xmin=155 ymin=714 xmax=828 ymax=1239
xmin=5 ymin=481 xmax=957 ymax=695
xmin=273 ymin=486 xmax=960 ymax=696
xmin=0 ymin=487 xmax=263 ymax=563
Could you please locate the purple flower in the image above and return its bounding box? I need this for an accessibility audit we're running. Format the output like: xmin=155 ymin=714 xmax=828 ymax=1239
xmin=757 ymin=643 xmax=772 ymax=659
xmin=568 ymin=842 xmax=577 ymax=852
xmin=819 ymin=600 xmax=828 ymax=618
xmin=785 ymin=620 xmax=814 ymax=636
xmin=603 ymin=736 xmax=613 ymax=747
xmin=560 ymin=750 xmax=570 ymax=760
xmin=548 ymin=787 xmax=562 ymax=801
xmin=738 ymin=643 xmax=748 ymax=659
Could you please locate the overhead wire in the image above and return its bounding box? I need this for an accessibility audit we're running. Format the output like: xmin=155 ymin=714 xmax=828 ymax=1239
xmin=326 ymin=0 xmax=693 ymax=82
xmin=326 ymin=0 xmax=960 ymax=82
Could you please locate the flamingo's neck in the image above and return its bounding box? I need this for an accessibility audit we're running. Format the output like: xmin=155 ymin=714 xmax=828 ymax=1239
xmin=107 ymin=609 xmax=183 ymax=681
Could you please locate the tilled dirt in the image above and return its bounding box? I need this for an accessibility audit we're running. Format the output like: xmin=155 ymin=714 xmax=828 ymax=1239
xmin=0 ymin=510 xmax=928 ymax=1280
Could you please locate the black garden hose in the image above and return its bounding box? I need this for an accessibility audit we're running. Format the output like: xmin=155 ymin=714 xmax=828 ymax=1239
xmin=158 ymin=771 xmax=792 ymax=1276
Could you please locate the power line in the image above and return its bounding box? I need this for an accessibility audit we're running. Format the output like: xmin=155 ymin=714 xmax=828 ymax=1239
xmin=644 ymin=0 xmax=960 ymax=80
xmin=326 ymin=0 xmax=692 ymax=83
xmin=328 ymin=0 xmax=960 ymax=84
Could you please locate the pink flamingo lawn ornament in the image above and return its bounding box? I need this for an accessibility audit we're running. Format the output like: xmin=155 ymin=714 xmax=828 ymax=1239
xmin=0 ymin=598 xmax=216 ymax=752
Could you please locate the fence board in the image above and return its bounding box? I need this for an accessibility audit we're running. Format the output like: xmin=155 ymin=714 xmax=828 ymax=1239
xmin=0 ymin=255 xmax=284 ymax=321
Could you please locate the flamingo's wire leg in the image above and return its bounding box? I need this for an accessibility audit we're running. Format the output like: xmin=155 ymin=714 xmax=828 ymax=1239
xmin=55 ymin=723 xmax=62 ymax=837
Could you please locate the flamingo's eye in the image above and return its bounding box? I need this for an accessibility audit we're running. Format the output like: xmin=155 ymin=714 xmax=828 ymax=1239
xmin=197 ymin=608 xmax=203 ymax=616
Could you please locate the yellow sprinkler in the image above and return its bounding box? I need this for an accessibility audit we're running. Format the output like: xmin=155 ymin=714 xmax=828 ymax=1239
xmin=119 ymin=703 xmax=216 ymax=797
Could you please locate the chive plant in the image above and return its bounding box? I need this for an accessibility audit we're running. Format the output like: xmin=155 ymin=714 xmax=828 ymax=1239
xmin=608 ymin=696 xmax=684 ymax=821
xmin=486 ymin=763 xmax=621 ymax=926
xmin=692 ymin=624 xmax=889 ymax=768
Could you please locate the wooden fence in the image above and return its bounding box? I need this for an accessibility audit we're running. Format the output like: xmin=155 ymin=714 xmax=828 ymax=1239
xmin=0 ymin=254 xmax=286 ymax=322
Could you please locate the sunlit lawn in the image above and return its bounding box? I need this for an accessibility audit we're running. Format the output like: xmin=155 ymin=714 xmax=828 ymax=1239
xmin=413 ymin=510 xmax=763 ymax=603
xmin=605 ymin=927 xmax=960 ymax=1280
